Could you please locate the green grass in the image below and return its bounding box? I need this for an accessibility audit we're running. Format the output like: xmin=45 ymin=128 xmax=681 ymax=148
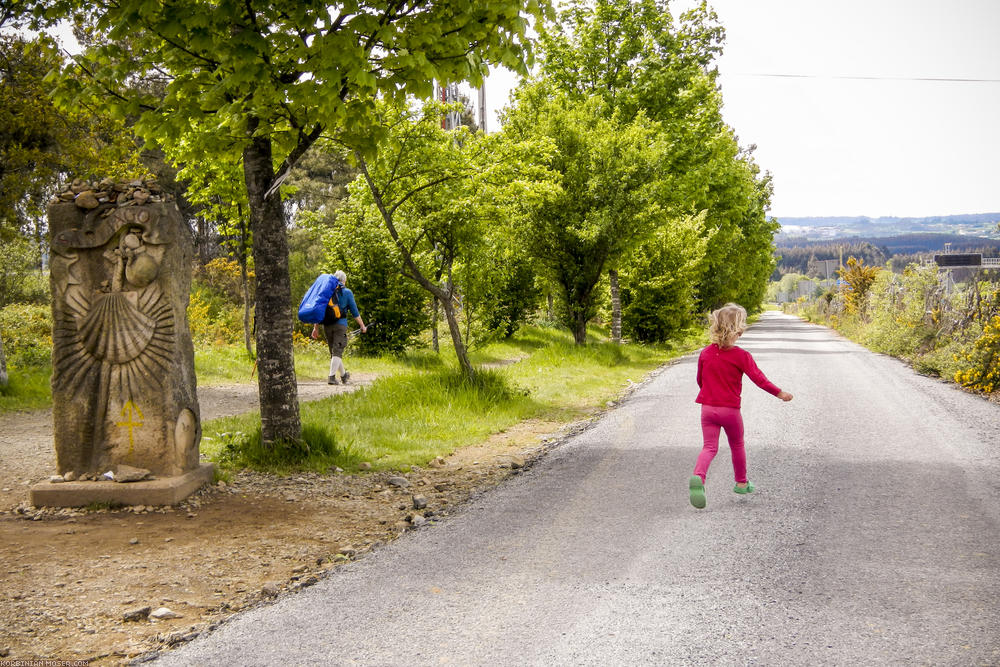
xmin=200 ymin=324 xmax=707 ymax=474
xmin=0 ymin=365 xmax=52 ymax=412
xmin=3 ymin=322 xmax=707 ymax=475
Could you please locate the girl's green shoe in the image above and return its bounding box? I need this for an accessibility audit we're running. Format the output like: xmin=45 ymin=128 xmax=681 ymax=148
xmin=733 ymin=481 xmax=755 ymax=495
xmin=689 ymin=475 xmax=706 ymax=509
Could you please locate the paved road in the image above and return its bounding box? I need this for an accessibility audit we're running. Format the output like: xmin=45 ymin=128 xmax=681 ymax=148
xmin=158 ymin=312 xmax=1000 ymax=666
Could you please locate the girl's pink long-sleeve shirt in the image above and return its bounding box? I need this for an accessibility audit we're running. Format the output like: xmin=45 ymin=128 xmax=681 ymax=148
xmin=695 ymin=343 xmax=782 ymax=409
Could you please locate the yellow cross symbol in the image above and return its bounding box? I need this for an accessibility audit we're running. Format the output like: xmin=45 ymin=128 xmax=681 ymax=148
xmin=116 ymin=401 xmax=144 ymax=455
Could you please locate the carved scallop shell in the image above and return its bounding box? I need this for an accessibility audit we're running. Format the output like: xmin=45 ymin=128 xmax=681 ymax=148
xmin=79 ymin=292 xmax=156 ymax=364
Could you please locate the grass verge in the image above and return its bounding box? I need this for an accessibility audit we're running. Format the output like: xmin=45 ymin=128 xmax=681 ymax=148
xmin=0 ymin=365 xmax=52 ymax=412
xmin=201 ymin=325 xmax=706 ymax=474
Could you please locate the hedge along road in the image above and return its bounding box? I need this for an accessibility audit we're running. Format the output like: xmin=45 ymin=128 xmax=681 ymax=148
xmin=156 ymin=312 xmax=1000 ymax=666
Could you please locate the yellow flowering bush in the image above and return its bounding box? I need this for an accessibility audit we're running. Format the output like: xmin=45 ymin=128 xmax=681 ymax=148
xmin=954 ymin=313 xmax=1000 ymax=394
xmin=0 ymin=303 xmax=52 ymax=367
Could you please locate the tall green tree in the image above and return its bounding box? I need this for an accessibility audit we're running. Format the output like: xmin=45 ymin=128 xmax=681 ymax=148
xmin=352 ymin=100 xmax=553 ymax=376
xmin=531 ymin=0 xmax=776 ymax=316
xmin=34 ymin=0 xmax=547 ymax=443
xmin=503 ymin=92 xmax=666 ymax=344
xmin=0 ymin=33 xmax=138 ymax=245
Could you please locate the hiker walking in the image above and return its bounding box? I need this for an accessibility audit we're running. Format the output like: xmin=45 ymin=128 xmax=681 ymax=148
xmin=311 ymin=270 xmax=366 ymax=385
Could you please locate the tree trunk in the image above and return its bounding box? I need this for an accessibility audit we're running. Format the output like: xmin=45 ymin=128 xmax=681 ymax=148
xmin=243 ymin=123 xmax=301 ymax=444
xmin=431 ymin=296 xmax=439 ymax=353
xmin=547 ymin=292 xmax=554 ymax=321
xmin=609 ymin=268 xmax=622 ymax=344
xmin=0 ymin=331 xmax=8 ymax=390
xmin=237 ymin=206 xmax=253 ymax=357
xmin=241 ymin=261 xmax=253 ymax=358
xmin=357 ymin=155 xmax=474 ymax=376
xmin=572 ymin=312 xmax=588 ymax=345
xmin=440 ymin=292 xmax=474 ymax=378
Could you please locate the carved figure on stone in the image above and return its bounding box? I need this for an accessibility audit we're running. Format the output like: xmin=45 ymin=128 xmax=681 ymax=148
xmin=48 ymin=190 xmax=200 ymax=478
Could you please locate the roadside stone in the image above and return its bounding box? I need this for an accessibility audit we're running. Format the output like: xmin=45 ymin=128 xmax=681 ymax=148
xmin=114 ymin=464 xmax=151 ymax=483
xmin=510 ymin=456 xmax=525 ymax=470
xmin=261 ymin=583 xmax=281 ymax=598
xmin=358 ymin=462 xmax=372 ymax=471
xmin=48 ymin=475 xmax=65 ymax=483
xmin=338 ymin=546 xmax=356 ymax=557
xmin=123 ymin=606 xmax=151 ymax=622
xmin=62 ymin=471 xmax=78 ymax=482
xmin=410 ymin=514 xmax=427 ymax=527
xmin=150 ymin=607 xmax=182 ymax=620
xmin=412 ymin=494 xmax=428 ymax=509
xmin=129 ymin=538 xmax=139 ymax=545
xmin=428 ymin=456 xmax=446 ymax=468
xmin=387 ymin=476 xmax=410 ymax=488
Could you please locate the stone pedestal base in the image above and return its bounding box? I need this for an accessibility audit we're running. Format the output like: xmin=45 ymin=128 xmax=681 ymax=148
xmin=29 ymin=463 xmax=215 ymax=508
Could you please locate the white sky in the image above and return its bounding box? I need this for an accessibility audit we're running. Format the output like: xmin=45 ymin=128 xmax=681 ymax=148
xmin=482 ymin=0 xmax=1000 ymax=218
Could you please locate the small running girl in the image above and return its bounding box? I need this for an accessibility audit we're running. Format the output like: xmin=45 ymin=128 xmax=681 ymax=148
xmin=689 ymin=303 xmax=793 ymax=509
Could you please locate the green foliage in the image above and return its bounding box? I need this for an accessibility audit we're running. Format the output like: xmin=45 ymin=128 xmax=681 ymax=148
xmin=349 ymin=99 xmax=554 ymax=372
xmin=789 ymin=262 xmax=999 ymax=394
xmin=513 ymin=0 xmax=776 ymax=334
xmin=954 ymin=287 xmax=1000 ymax=393
xmin=0 ymin=33 xmax=140 ymax=240
xmin=187 ymin=283 xmax=245 ymax=346
xmin=503 ymin=93 xmax=666 ymax=343
xmin=0 ymin=236 xmax=49 ymax=307
xmin=619 ymin=215 xmax=705 ymax=342
xmin=457 ymin=239 xmax=542 ymax=344
xmin=0 ymin=302 xmax=51 ymax=367
xmin=38 ymin=0 xmax=551 ymax=443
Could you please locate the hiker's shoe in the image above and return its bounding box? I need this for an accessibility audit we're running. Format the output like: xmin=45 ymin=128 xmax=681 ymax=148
xmin=327 ymin=375 xmax=339 ymax=385
xmin=341 ymin=371 xmax=350 ymax=384
xmin=733 ymin=481 xmax=755 ymax=495
xmin=689 ymin=475 xmax=706 ymax=509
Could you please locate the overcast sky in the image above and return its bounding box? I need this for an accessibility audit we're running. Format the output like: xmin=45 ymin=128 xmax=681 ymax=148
xmin=483 ymin=0 xmax=1000 ymax=219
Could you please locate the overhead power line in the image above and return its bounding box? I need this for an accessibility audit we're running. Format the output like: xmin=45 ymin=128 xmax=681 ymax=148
xmin=731 ymin=72 xmax=1000 ymax=83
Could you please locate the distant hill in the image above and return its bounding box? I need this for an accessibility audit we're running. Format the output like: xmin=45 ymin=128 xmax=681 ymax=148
xmin=775 ymin=212 xmax=1000 ymax=241
xmin=772 ymin=233 xmax=1000 ymax=278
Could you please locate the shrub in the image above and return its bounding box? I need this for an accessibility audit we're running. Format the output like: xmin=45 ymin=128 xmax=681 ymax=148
xmin=0 ymin=303 xmax=52 ymax=367
xmin=0 ymin=238 xmax=49 ymax=307
xmin=838 ymin=256 xmax=881 ymax=315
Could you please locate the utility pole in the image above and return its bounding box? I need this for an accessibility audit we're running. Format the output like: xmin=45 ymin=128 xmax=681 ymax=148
xmin=477 ymin=85 xmax=487 ymax=133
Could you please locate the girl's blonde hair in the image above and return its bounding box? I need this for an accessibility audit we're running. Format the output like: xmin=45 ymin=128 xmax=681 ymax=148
xmin=709 ymin=303 xmax=747 ymax=347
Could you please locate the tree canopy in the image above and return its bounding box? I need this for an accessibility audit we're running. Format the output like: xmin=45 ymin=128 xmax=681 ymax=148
xmin=31 ymin=0 xmax=550 ymax=443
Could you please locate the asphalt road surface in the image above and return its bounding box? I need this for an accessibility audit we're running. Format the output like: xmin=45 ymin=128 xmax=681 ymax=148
xmin=158 ymin=312 xmax=1000 ymax=666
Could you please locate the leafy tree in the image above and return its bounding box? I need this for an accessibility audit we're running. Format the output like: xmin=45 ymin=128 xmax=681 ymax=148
xmin=457 ymin=241 xmax=541 ymax=343
xmin=533 ymin=0 xmax=776 ymax=316
xmin=503 ymin=92 xmax=665 ymax=344
xmin=619 ymin=214 xmax=706 ymax=342
xmin=0 ymin=33 xmax=138 ymax=244
xmin=33 ymin=0 xmax=547 ymax=443
xmin=352 ymin=100 xmax=552 ymax=375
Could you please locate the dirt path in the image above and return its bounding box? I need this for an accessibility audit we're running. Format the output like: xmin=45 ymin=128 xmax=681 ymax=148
xmin=0 ymin=377 xmax=564 ymax=663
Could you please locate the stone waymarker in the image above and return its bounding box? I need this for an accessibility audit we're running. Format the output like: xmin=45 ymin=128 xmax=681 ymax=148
xmin=31 ymin=179 xmax=213 ymax=507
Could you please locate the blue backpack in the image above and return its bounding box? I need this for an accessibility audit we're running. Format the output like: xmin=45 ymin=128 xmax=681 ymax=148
xmin=297 ymin=274 xmax=341 ymax=324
